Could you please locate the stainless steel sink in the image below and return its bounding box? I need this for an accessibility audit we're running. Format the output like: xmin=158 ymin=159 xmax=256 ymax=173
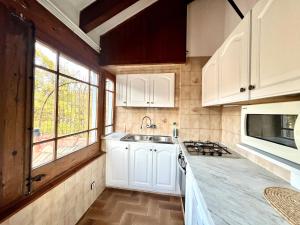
xmin=121 ymin=134 xmax=174 ymax=144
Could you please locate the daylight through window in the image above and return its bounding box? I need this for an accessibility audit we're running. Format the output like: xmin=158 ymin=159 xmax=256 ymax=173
xmin=32 ymin=41 xmax=99 ymax=169
xmin=105 ymin=79 xmax=115 ymax=135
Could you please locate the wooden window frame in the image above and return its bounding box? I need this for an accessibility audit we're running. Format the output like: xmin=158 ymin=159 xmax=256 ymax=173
xmin=103 ymin=73 xmax=116 ymax=136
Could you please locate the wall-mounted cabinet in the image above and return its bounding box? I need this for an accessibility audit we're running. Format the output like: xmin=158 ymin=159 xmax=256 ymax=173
xmin=116 ymin=73 xmax=175 ymax=108
xmin=202 ymin=0 xmax=300 ymax=106
xmin=250 ymin=0 xmax=300 ymax=100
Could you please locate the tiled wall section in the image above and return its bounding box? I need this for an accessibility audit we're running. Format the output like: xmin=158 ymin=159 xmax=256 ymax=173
xmin=114 ymin=64 xmax=181 ymax=136
xmin=0 ymin=155 xmax=106 ymax=225
xmin=179 ymin=58 xmax=222 ymax=141
xmin=221 ymin=106 xmax=291 ymax=182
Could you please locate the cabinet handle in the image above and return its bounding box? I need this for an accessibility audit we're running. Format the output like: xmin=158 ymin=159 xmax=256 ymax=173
xmin=150 ymin=149 xmax=152 ymax=151
xmin=154 ymin=149 xmax=157 ymax=152
xmin=123 ymin=101 xmax=127 ymax=104
xmin=147 ymin=102 xmax=150 ymax=104
xmin=248 ymin=85 xmax=256 ymax=90
xmin=151 ymin=102 xmax=154 ymax=104
xmin=125 ymin=147 xmax=128 ymax=150
xmin=240 ymin=87 xmax=246 ymax=93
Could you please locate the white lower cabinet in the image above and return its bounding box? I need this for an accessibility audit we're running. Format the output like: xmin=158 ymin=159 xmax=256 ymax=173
xmin=185 ymin=167 xmax=213 ymax=225
xmin=129 ymin=143 xmax=153 ymax=189
xmin=106 ymin=141 xmax=178 ymax=194
xmin=106 ymin=140 xmax=129 ymax=187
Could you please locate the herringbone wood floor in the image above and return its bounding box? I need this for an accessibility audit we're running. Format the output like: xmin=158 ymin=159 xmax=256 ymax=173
xmin=77 ymin=188 xmax=184 ymax=225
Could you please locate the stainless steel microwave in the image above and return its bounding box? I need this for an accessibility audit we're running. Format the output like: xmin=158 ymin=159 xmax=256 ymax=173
xmin=241 ymin=101 xmax=300 ymax=165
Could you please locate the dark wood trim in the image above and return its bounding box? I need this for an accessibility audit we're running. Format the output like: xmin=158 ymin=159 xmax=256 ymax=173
xmin=0 ymin=152 xmax=105 ymax=224
xmin=227 ymin=0 xmax=244 ymax=19
xmin=80 ymin=0 xmax=139 ymax=33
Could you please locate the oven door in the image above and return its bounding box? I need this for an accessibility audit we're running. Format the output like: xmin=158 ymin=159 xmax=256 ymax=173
xmin=178 ymin=152 xmax=186 ymax=211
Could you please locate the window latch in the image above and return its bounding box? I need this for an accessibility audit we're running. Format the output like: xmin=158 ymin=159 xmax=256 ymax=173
xmin=27 ymin=174 xmax=46 ymax=183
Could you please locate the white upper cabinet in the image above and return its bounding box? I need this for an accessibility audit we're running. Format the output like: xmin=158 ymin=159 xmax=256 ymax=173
xmin=126 ymin=75 xmax=150 ymax=107
xmin=202 ymin=52 xmax=220 ymax=106
xmin=218 ymin=13 xmax=250 ymax=104
xmin=129 ymin=143 xmax=153 ymax=189
xmin=152 ymin=144 xmax=177 ymax=192
xmin=250 ymin=0 xmax=300 ymax=99
xmin=116 ymin=75 xmax=127 ymax=106
xmin=150 ymin=73 xmax=175 ymax=107
xmin=116 ymin=73 xmax=175 ymax=107
xmin=106 ymin=141 xmax=129 ymax=187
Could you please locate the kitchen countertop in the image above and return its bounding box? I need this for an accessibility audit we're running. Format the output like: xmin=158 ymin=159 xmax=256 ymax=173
xmin=102 ymin=132 xmax=127 ymax=140
xmin=179 ymin=141 xmax=292 ymax=225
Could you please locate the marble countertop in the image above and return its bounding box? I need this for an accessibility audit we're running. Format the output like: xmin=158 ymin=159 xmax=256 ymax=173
xmin=102 ymin=132 xmax=127 ymax=140
xmin=179 ymin=141 xmax=292 ymax=225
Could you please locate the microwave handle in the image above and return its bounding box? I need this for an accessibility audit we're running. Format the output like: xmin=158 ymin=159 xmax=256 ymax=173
xmin=294 ymin=116 xmax=300 ymax=150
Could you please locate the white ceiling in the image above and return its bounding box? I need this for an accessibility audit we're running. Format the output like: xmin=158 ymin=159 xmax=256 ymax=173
xmin=40 ymin=0 xmax=157 ymax=51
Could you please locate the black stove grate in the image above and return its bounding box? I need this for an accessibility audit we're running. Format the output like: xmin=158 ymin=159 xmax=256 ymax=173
xmin=183 ymin=141 xmax=231 ymax=156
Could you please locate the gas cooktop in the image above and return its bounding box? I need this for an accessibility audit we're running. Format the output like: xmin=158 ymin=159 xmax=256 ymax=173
xmin=183 ymin=141 xmax=234 ymax=157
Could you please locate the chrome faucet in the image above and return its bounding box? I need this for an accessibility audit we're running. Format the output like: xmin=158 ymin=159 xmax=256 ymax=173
xmin=140 ymin=116 xmax=157 ymax=129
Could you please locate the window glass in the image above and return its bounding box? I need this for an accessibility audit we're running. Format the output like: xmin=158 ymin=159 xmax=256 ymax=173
xmin=32 ymin=141 xmax=55 ymax=169
xmin=89 ymin=130 xmax=97 ymax=145
xmin=59 ymin=55 xmax=89 ymax=82
xmin=106 ymin=79 xmax=114 ymax=91
xmin=57 ymin=132 xmax=88 ymax=158
xmin=90 ymin=86 xmax=98 ymax=129
xmin=90 ymin=71 xmax=99 ymax=86
xmin=105 ymin=91 xmax=114 ymax=126
xmin=105 ymin=78 xmax=115 ymax=136
xmin=35 ymin=42 xmax=57 ymax=70
xmin=105 ymin=126 xmax=113 ymax=136
xmin=58 ymin=77 xmax=89 ymax=136
xmin=33 ymin=68 xmax=56 ymax=143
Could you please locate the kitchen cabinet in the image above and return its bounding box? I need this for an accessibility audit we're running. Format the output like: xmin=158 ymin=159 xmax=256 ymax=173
xmin=152 ymin=143 xmax=177 ymax=192
xmin=127 ymin=75 xmax=150 ymax=107
xmin=129 ymin=142 xmax=153 ymax=189
xmin=218 ymin=13 xmax=250 ymax=104
xmin=202 ymin=52 xmax=220 ymax=106
xmin=116 ymin=75 xmax=127 ymax=106
xmin=116 ymin=73 xmax=175 ymax=107
xmin=150 ymin=74 xmax=175 ymax=107
xmin=106 ymin=140 xmax=177 ymax=194
xmin=250 ymin=0 xmax=300 ymax=100
xmin=185 ymin=166 xmax=213 ymax=225
xmin=106 ymin=140 xmax=129 ymax=187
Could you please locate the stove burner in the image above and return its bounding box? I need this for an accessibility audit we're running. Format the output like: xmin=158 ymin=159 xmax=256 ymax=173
xmin=183 ymin=141 xmax=231 ymax=156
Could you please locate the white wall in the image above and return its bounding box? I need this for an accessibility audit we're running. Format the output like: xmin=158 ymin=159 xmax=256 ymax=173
xmin=186 ymin=0 xmax=226 ymax=57
xmin=187 ymin=0 xmax=259 ymax=57
xmin=0 ymin=155 xmax=106 ymax=225
xmin=224 ymin=0 xmax=259 ymax=38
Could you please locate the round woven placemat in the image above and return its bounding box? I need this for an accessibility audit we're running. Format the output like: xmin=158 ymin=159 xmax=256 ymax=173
xmin=264 ymin=187 xmax=300 ymax=225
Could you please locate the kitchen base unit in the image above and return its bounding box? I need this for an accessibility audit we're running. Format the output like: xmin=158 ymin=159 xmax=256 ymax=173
xmin=106 ymin=140 xmax=179 ymax=195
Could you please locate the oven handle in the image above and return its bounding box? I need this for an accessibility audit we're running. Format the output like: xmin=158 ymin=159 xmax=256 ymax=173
xmin=177 ymin=154 xmax=186 ymax=175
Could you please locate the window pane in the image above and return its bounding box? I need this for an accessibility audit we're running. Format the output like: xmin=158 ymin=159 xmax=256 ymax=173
xmin=90 ymin=71 xmax=99 ymax=86
xmin=90 ymin=87 xmax=98 ymax=129
xmin=106 ymin=79 xmax=114 ymax=91
xmin=59 ymin=55 xmax=89 ymax=82
xmin=58 ymin=77 xmax=89 ymax=136
xmin=33 ymin=68 xmax=56 ymax=143
xmin=105 ymin=126 xmax=113 ymax=135
xmin=105 ymin=91 xmax=114 ymax=126
xmin=32 ymin=141 xmax=54 ymax=169
xmin=35 ymin=42 xmax=57 ymax=70
xmin=57 ymin=132 xmax=88 ymax=158
xmin=89 ymin=130 xmax=97 ymax=145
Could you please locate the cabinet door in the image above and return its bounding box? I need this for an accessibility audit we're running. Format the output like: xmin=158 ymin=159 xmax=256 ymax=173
xmin=251 ymin=0 xmax=300 ymax=99
xmin=152 ymin=144 xmax=177 ymax=192
xmin=106 ymin=141 xmax=129 ymax=187
xmin=127 ymin=75 xmax=150 ymax=107
xmin=129 ymin=143 xmax=153 ymax=189
xmin=202 ymin=52 xmax=219 ymax=106
xmin=116 ymin=75 xmax=128 ymax=106
xmin=219 ymin=13 xmax=250 ymax=104
xmin=150 ymin=73 xmax=175 ymax=107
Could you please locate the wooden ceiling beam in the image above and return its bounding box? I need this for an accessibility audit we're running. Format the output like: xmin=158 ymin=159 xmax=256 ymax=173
xmin=80 ymin=0 xmax=139 ymax=33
